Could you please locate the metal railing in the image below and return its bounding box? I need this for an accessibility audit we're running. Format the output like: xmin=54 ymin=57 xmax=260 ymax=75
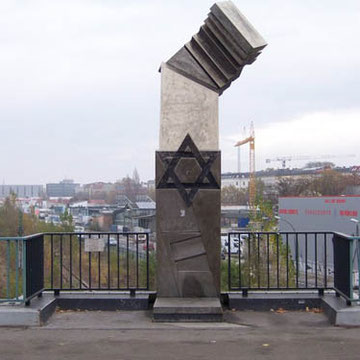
xmin=2 ymin=230 xmax=358 ymax=306
xmin=0 ymin=234 xmax=44 ymax=304
xmin=25 ymin=234 xmax=44 ymax=304
xmin=333 ymin=233 xmax=360 ymax=304
xmin=0 ymin=232 xmax=152 ymax=303
xmin=226 ymin=232 xmax=334 ymax=295
xmin=43 ymin=232 xmax=151 ymax=294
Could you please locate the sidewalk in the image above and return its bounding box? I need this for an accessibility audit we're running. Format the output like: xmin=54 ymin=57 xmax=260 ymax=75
xmin=1 ymin=309 xmax=359 ymax=360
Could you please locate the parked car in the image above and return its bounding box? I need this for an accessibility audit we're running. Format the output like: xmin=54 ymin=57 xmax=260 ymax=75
xmin=143 ymin=242 xmax=155 ymax=251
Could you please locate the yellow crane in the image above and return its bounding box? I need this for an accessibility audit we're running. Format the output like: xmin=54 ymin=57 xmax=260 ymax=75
xmin=235 ymin=122 xmax=256 ymax=212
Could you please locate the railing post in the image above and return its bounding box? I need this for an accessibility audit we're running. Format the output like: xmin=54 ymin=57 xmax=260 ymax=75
xmin=6 ymin=240 xmax=10 ymax=299
xmin=24 ymin=234 xmax=45 ymax=305
xmin=333 ymin=232 xmax=354 ymax=304
xmin=227 ymin=233 xmax=231 ymax=291
xmin=22 ymin=239 xmax=27 ymax=304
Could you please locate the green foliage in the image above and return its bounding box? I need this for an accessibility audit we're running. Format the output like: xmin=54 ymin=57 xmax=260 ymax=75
xmin=0 ymin=195 xmax=73 ymax=237
xmin=139 ymin=252 xmax=156 ymax=290
xmin=221 ymin=259 xmax=239 ymax=291
xmin=276 ymin=169 xmax=360 ymax=198
xmin=59 ymin=209 xmax=74 ymax=232
xmin=0 ymin=195 xmax=19 ymax=236
xmin=242 ymin=195 xmax=296 ymax=289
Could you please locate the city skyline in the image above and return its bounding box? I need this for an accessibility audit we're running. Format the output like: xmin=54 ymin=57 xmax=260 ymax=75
xmin=1 ymin=0 xmax=359 ymax=184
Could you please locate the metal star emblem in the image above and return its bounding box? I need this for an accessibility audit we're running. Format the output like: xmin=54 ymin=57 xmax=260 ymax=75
xmin=156 ymin=134 xmax=220 ymax=207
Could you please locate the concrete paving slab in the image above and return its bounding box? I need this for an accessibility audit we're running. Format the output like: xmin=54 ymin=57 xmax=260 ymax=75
xmin=46 ymin=310 xmax=244 ymax=330
xmin=1 ymin=310 xmax=360 ymax=360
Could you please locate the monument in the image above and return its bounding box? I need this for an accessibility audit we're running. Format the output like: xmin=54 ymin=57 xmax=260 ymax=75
xmin=153 ymin=1 xmax=267 ymax=321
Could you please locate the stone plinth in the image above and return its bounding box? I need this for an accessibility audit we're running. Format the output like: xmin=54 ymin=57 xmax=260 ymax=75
xmin=156 ymin=133 xmax=221 ymax=297
xmin=153 ymin=297 xmax=223 ymax=322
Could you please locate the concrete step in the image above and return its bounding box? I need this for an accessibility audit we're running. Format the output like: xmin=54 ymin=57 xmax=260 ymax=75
xmin=322 ymin=295 xmax=360 ymax=326
xmin=153 ymin=297 xmax=223 ymax=322
xmin=0 ymin=295 xmax=56 ymax=327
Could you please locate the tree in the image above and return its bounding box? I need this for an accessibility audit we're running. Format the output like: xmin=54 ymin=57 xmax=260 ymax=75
xmin=60 ymin=209 xmax=74 ymax=231
xmin=250 ymin=189 xmax=277 ymax=232
xmin=0 ymin=194 xmax=19 ymax=236
xmin=276 ymin=177 xmax=313 ymax=197
xmin=221 ymin=185 xmax=247 ymax=205
xmin=0 ymin=195 xmax=74 ymax=237
xmin=311 ymin=169 xmax=347 ymax=196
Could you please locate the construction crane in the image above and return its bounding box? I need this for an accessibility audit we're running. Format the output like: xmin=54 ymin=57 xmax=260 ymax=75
xmin=266 ymin=154 xmax=356 ymax=169
xmin=235 ymin=122 xmax=256 ymax=212
xmin=237 ymin=126 xmax=246 ymax=172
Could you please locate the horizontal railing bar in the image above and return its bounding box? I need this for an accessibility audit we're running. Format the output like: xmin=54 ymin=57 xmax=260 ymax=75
xmin=230 ymin=286 xmax=334 ymax=292
xmin=45 ymin=288 xmax=149 ymax=291
xmin=226 ymin=231 xmax=334 ymax=235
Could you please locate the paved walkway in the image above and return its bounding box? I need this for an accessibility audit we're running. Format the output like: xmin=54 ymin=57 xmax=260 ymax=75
xmin=1 ymin=310 xmax=360 ymax=359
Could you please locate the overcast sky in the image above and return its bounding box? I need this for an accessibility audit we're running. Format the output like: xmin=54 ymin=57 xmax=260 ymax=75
xmin=1 ymin=0 xmax=359 ymax=184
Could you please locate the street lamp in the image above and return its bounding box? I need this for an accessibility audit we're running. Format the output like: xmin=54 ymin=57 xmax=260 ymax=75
xmin=123 ymin=207 xmax=132 ymax=232
xmin=275 ymin=215 xmax=303 ymax=271
xmin=350 ymin=218 xmax=359 ymax=236
xmin=350 ymin=218 xmax=360 ymax=292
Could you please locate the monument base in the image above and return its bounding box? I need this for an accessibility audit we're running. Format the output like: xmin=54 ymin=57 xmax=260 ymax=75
xmin=152 ymin=297 xmax=223 ymax=322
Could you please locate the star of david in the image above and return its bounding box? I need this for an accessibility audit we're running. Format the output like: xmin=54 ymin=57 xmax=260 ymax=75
xmin=156 ymin=134 xmax=220 ymax=207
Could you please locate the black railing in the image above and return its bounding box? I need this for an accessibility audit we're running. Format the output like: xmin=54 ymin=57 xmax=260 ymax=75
xmin=43 ymin=232 xmax=151 ymax=293
xmin=2 ymin=230 xmax=357 ymax=306
xmin=226 ymin=232 xmax=334 ymax=295
xmin=333 ymin=232 xmax=360 ymax=304
xmin=24 ymin=234 xmax=45 ymax=304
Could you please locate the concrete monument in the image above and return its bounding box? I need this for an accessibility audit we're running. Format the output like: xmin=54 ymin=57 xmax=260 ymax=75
xmin=153 ymin=1 xmax=266 ymax=321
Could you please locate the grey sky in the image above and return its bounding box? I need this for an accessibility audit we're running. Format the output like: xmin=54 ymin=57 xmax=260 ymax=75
xmin=1 ymin=0 xmax=359 ymax=184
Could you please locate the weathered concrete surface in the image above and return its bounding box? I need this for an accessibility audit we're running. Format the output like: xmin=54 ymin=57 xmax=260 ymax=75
xmin=1 ymin=310 xmax=360 ymax=360
xmin=0 ymin=306 xmax=41 ymax=327
xmin=322 ymin=295 xmax=360 ymax=326
xmin=0 ymin=292 xmax=154 ymax=327
xmin=153 ymin=297 xmax=223 ymax=322
xmin=166 ymin=1 xmax=267 ymax=94
xmin=228 ymin=292 xmax=322 ymax=311
xmin=156 ymin=141 xmax=221 ymax=297
xmin=0 ymin=295 xmax=56 ymax=327
xmin=159 ymin=65 xmax=219 ymax=152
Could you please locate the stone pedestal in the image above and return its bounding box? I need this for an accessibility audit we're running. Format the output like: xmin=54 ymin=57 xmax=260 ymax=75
xmin=153 ymin=297 xmax=223 ymax=322
xmin=156 ymin=131 xmax=221 ymax=298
